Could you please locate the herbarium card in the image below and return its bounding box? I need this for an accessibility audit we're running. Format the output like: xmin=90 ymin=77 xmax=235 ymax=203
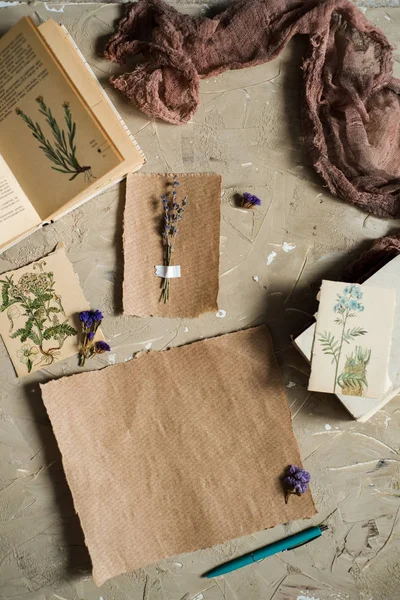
xmin=0 ymin=244 xmax=97 ymax=377
xmin=309 ymin=280 xmax=395 ymax=399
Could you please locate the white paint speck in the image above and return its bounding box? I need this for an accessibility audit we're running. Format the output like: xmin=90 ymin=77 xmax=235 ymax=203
xmin=107 ymin=354 xmax=117 ymax=364
xmin=384 ymin=415 xmax=391 ymax=428
xmin=216 ymin=309 xmax=226 ymax=318
xmin=384 ymin=14 xmax=391 ymax=20
xmin=252 ymin=275 xmax=259 ymax=282
xmin=241 ymin=162 xmax=252 ymax=167
xmin=184 ymin=327 xmax=189 ymax=333
xmin=360 ymin=6 xmax=367 ymax=13
xmin=173 ymin=562 xmax=183 ymax=568
xmin=297 ymin=596 xmax=320 ymax=600
xmin=266 ymin=250 xmax=277 ymax=266
xmin=325 ymin=424 xmax=332 ymax=431
xmin=193 ymin=595 xmax=204 ymax=600
xmin=282 ymin=242 xmax=296 ymax=253
xmin=145 ymin=342 xmax=152 ymax=350
xmin=286 ymin=381 xmax=296 ymax=389
xmin=44 ymin=2 xmax=65 ymax=11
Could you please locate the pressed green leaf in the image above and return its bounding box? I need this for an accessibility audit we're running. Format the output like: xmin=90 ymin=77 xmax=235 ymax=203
xmin=28 ymin=331 xmax=41 ymax=345
xmin=43 ymin=322 xmax=77 ymax=340
xmin=10 ymin=327 xmax=28 ymax=339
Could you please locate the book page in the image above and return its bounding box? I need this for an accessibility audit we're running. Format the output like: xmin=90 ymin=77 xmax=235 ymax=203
xmin=0 ymin=18 xmax=123 ymax=220
xmin=36 ymin=20 xmax=145 ymax=222
xmin=0 ymin=154 xmax=40 ymax=247
xmin=38 ymin=20 xmax=145 ymax=171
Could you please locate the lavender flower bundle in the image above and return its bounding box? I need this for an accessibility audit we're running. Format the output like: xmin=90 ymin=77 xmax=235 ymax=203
xmin=282 ymin=465 xmax=311 ymax=503
xmin=78 ymin=310 xmax=111 ymax=366
xmin=160 ymin=175 xmax=188 ymax=303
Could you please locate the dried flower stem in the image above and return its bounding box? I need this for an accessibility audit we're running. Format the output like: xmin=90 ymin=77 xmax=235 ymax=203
xmin=160 ymin=176 xmax=188 ymax=304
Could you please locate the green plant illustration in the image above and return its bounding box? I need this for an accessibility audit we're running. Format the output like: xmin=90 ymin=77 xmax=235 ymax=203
xmin=16 ymin=96 xmax=94 ymax=182
xmin=317 ymin=284 xmax=370 ymax=395
xmin=0 ymin=260 xmax=77 ymax=373
xmin=337 ymin=346 xmax=371 ymax=396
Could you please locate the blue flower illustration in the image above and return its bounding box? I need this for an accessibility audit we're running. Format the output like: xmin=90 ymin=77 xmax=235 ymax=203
xmin=318 ymin=283 xmax=367 ymax=394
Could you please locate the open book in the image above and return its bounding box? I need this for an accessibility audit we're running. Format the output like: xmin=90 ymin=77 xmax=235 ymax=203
xmin=0 ymin=17 xmax=145 ymax=252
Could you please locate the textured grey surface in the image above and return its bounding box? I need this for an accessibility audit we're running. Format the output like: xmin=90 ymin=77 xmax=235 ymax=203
xmin=0 ymin=3 xmax=400 ymax=600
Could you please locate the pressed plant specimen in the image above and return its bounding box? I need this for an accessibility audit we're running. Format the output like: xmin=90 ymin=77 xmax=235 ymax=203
xmin=159 ymin=175 xmax=188 ymax=303
xmin=317 ymin=284 xmax=370 ymax=395
xmin=78 ymin=310 xmax=111 ymax=366
xmin=16 ymin=96 xmax=93 ymax=182
xmin=0 ymin=261 xmax=77 ymax=373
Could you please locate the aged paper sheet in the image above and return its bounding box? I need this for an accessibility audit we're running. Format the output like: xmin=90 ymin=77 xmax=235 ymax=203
xmin=41 ymin=326 xmax=316 ymax=585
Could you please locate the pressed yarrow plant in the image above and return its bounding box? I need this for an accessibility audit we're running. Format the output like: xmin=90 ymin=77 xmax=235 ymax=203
xmin=16 ymin=96 xmax=93 ymax=182
xmin=160 ymin=175 xmax=188 ymax=303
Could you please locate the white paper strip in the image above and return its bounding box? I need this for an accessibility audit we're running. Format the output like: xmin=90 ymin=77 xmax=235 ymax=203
xmin=155 ymin=265 xmax=181 ymax=278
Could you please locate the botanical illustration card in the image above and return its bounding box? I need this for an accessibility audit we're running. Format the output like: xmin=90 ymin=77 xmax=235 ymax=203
xmin=309 ymin=281 xmax=395 ymax=399
xmin=0 ymin=244 xmax=93 ymax=377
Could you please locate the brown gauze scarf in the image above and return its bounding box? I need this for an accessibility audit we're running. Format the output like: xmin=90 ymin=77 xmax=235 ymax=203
xmin=105 ymin=0 xmax=400 ymax=218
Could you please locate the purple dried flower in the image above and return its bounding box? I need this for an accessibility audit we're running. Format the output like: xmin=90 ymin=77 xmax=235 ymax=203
xmin=242 ymin=192 xmax=261 ymax=209
xmin=94 ymin=340 xmax=111 ymax=354
xmin=88 ymin=331 xmax=95 ymax=341
xmin=283 ymin=465 xmax=311 ymax=503
xmin=79 ymin=311 xmax=90 ymax=324
xmin=92 ymin=310 xmax=103 ymax=322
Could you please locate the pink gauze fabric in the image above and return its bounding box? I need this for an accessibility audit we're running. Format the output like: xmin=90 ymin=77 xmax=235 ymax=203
xmin=105 ymin=0 xmax=400 ymax=218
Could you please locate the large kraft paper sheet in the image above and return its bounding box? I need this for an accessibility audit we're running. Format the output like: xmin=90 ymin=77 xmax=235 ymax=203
xmin=123 ymin=173 xmax=221 ymax=317
xmin=41 ymin=326 xmax=316 ymax=585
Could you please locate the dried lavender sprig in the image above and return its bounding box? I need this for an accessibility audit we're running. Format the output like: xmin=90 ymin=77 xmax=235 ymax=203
xmin=159 ymin=177 xmax=188 ymax=303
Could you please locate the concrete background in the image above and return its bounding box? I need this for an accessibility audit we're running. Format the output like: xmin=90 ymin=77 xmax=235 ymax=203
xmin=0 ymin=2 xmax=400 ymax=600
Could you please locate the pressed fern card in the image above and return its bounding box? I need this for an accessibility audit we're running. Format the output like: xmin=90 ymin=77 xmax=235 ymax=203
xmin=309 ymin=280 xmax=395 ymax=399
xmin=0 ymin=244 xmax=100 ymax=377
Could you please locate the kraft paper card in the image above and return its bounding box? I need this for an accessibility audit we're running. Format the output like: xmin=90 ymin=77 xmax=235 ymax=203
xmin=123 ymin=173 xmax=221 ymax=318
xmin=41 ymin=325 xmax=316 ymax=586
xmin=0 ymin=244 xmax=97 ymax=376
xmin=309 ymin=281 xmax=395 ymax=399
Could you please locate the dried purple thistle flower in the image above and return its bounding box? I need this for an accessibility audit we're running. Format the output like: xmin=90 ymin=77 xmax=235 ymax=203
xmin=242 ymin=192 xmax=261 ymax=209
xmin=88 ymin=331 xmax=95 ymax=341
xmin=283 ymin=465 xmax=311 ymax=503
